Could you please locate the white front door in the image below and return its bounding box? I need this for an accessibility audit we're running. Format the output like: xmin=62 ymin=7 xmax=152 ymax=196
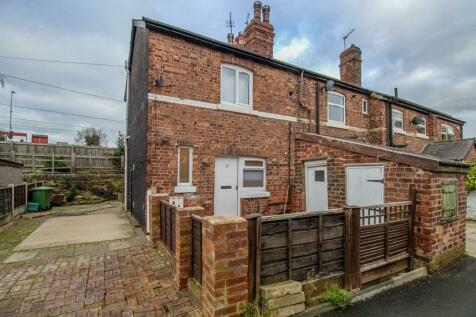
xmin=214 ymin=157 xmax=239 ymax=216
xmin=346 ymin=165 xmax=384 ymax=206
xmin=305 ymin=161 xmax=328 ymax=212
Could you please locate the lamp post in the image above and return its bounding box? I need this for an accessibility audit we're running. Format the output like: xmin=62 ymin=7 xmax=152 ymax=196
xmin=9 ymin=90 xmax=15 ymax=140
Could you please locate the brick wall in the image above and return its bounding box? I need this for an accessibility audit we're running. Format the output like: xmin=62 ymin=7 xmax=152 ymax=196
xmin=201 ymin=216 xmax=248 ymax=317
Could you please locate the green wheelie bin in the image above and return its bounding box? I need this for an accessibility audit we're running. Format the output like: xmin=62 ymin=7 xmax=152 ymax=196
xmin=30 ymin=187 xmax=54 ymax=211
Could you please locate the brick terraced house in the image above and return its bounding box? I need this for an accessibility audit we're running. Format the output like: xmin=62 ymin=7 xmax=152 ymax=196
xmin=126 ymin=2 xmax=469 ymax=271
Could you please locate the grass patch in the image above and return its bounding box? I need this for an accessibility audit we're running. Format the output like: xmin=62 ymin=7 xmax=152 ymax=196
xmin=0 ymin=217 xmax=44 ymax=262
xmin=319 ymin=284 xmax=351 ymax=311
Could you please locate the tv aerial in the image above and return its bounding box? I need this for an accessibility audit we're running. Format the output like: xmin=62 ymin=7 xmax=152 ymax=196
xmin=343 ymin=28 xmax=355 ymax=49
xmin=226 ymin=12 xmax=235 ymax=36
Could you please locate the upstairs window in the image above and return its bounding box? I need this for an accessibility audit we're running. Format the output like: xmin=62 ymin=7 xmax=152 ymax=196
xmin=416 ymin=118 xmax=427 ymax=135
xmin=328 ymin=92 xmax=346 ymax=125
xmin=392 ymin=109 xmax=404 ymax=132
xmin=221 ymin=64 xmax=253 ymax=108
xmin=362 ymin=99 xmax=369 ymax=115
xmin=442 ymin=124 xmax=455 ymax=141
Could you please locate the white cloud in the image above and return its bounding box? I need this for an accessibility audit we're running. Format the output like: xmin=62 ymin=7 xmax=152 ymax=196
xmin=274 ymin=37 xmax=311 ymax=62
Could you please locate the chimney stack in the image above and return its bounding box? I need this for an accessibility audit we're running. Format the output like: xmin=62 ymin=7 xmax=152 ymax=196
xmin=227 ymin=32 xmax=234 ymax=44
xmin=253 ymin=1 xmax=262 ymax=20
xmin=262 ymin=5 xmax=270 ymax=23
xmin=339 ymin=44 xmax=362 ymax=86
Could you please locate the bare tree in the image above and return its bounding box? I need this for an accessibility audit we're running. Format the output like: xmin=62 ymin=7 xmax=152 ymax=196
xmin=75 ymin=127 xmax=107 ymax=147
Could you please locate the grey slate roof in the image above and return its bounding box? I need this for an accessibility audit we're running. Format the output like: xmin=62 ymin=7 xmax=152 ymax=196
xmin=421 ymin=138 xmax=476 ymax=161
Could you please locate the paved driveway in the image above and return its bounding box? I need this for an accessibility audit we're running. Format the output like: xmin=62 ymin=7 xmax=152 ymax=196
xmin=0 ymin=205 xmax=198 ymax=316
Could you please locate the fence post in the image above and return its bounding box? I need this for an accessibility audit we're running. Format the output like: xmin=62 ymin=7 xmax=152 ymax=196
xmin=71 ymin=146 xmax=76 ymax=174
xmin=24 ymin=182 xmax=28 ymax=211
xmin=408 ymin=185 xmax=417 ymax=271
xmin=244 ymin=213 xmax=261 ymax=301
xmin=52 ymin=152 xmax=55 ymax=174
xmin=345 ymin=207 xmax=361 ymax=291
xmin=32 ymin=152 xmax=36 ymax=173
xmin=9 ymin=184 xmax=14 ymax=221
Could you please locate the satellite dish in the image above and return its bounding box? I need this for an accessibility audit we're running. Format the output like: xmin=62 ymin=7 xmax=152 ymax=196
xmin=326 ymin=80 xmax=335 ymax=91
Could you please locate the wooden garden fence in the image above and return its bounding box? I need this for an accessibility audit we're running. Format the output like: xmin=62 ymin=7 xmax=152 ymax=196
xmin=0 ymin=141 xmax=120 ymax=173
xmin=159 ymin=200 xmax=177 ymax=254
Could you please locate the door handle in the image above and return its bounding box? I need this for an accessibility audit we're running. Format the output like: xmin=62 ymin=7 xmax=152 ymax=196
xmin=367 ymin=179 xmax=384 ymax=183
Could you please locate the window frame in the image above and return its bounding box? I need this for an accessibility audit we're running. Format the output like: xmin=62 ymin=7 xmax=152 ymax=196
xmin=327 ymin=91 xmax=346 ymax=125
xmin=362 ymin=99 xmax=369 ymax=115
xmin=442 ymin=179 xmax=458 ymax=220
xmin=177 ymin=147 xmax=193 ymax=187
xmin=416 ymin=117 xmax=427 ymax=136
xmin=239 ymin=157 xmax=267 ymax=195
xmin=220 ymin=64 xmax=253 ymax=109
xmin=442 ymin=124 xmax=455 ymax=141
xmin=392 ymin=109 xmax=404 ymax=132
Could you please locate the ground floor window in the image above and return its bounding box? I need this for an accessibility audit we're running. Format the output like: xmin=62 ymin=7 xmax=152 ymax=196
xmin=241 ymin=158 xmax=266 ymax=193
xmin=175 ymin=147 xmax=196 ymax=193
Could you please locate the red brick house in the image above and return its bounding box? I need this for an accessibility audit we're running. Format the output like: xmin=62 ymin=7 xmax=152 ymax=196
xmin=126 ymin=2 xmax=468 ymax=269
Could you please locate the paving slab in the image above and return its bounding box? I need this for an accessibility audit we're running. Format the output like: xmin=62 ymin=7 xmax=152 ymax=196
xmin=4 ymin=250 xmax=39 ymax=263
xmin=14 ymin=213 xmax=135 ymax=251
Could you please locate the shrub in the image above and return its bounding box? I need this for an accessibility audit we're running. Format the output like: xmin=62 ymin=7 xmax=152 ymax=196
xmin=466 ymin=162 xmax=476 ymax=192
xmin=65 ymin=185 xmax=78 ymax=202
xmin=318 ymin=284 xmax=351 ymax=311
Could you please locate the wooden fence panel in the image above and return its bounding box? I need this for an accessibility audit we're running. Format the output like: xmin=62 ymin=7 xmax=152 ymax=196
xmin=159 ymin=200 xmax=176 ymax=254
xmin=191 ymin=215 xmax=203 ymax=284
xmin=13 ymin=184 xmax=26 ymax=209
xmin=258 ymin=210 xmax=346 ymax=286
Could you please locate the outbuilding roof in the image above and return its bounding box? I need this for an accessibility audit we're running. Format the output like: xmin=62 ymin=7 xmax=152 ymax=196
xmin=296 ymin=133 xmax=469 ymax=173
xmin=132 ymin=17 xmax=464 ymax=125
xmin=421 ymin=138 xmax=476 ymax=161
xmin=0 ymin=158 xmax=24 ymax=168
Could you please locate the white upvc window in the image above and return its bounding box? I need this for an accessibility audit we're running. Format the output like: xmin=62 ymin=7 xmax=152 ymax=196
xmin=328 ymin=92 xmax=346 ymax=125
xmin=416 ymin=118 xmax=427 ymax=136
xmin=362 ymin=99 xmax=369 ymax=115
xmin=220 ymin=64 xmax=253 ymax=108
xmin=240 ymin=158 xmax=267 ymax=195
xmin=175 ymin=147 xmax=196 ymax=193
xmin=442 ymin=124 xmax=455 ymax=141
xmin=392 ymin=109 xmax=404 ymax=132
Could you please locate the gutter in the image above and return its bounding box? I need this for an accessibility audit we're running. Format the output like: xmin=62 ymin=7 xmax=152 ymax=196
xmin=141 ymin=17 xmax=465 ymax=125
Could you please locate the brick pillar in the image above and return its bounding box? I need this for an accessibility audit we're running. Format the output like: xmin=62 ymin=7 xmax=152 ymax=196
xmin=149 ymin=193 xmax=168 ymax=246
xmin=175 ymin=206 xmax=206 ymax=289
xmin=201 ymin=216 xmax=249 ymax=317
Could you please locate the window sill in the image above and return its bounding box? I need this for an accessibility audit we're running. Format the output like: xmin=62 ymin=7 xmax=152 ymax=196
xmin=441 ymin=215 xmax=458 ymax=224
xmin=393 ymin=129 xmax=406 ymax=135
xmin=218 ymin=103 xmax=253 ymax=113
xmin=416 ymin=133 xmax=429 ymax=139
xmin=174 ymin=186 xmax=197 ymax=193
xmin=240 ymin=191 xmax=270 ymax=199
xmin=325 ymin=121 xmax=349 ymax=130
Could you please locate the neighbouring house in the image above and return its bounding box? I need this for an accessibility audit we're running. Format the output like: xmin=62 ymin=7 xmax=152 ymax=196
xmin=126 ymin=0 xmax=469 ymax=296
xmin=0 ymin=158 xmax=24 ymax=187
xmin=422 ymin=138 xmax=476 ymax=162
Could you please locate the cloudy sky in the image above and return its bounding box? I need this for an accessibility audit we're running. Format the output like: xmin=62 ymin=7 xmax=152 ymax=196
xmin=1 ymin=0 xmax=475 ymax=146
